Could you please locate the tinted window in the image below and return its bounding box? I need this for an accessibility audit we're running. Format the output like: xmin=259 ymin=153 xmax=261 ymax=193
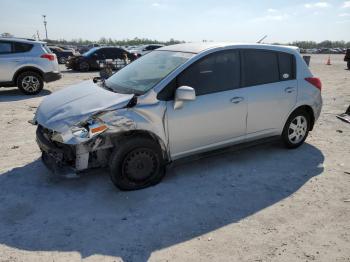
xmin=177 ymin=51 xmax=240 ymax=96
xmin=13 ymin=42 xmax=33 ymax=53
xmin=95 ymin=49 xmax=108 ymax=59
xmin=278 ymin=52 xmax=295 ymax=80
xmin=242 ymin=50 xmax=279 ymax=86
xmin=109 ymin=48 xmax=123 ymax=59
xmin=0 ymin=42 xmax=12 ymax=54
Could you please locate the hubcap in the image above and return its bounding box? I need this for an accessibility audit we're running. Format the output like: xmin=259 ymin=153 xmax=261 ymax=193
xmin=288 ymin=115 xmax=308 ymax=144
xmin=21 ymin=76 xmax=40 ymax=92
xmin=122 ymin=149 xmax=157 ymax=182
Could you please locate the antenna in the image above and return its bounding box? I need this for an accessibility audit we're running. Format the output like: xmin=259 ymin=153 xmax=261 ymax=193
xmin=257 ymin=35 xmax=267 ymax=43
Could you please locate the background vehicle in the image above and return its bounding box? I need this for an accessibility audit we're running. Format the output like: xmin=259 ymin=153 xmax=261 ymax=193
xmin=66 ymin=46 xmax=136 ymax=71
xmin=48 ymin=46 xmax=75 ymax=64
xmin=0 ymin=37 xmax=61 ymax=95
xmin=34 ymin=43 xmax=322 ymax=190
xmin=344 ymin=49 xmax=350 ymax=69
xmin=76 ymin=43 xmax=100 ymax=54
xmin=128 ymin=44 xmax=164 ymax=57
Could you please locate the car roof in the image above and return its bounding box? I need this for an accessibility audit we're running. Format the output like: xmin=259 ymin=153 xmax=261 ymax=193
xmin=158 ymin=42 xmax=299 ymax=54
xmin=0 ymin=37 xmax=47 ymax=44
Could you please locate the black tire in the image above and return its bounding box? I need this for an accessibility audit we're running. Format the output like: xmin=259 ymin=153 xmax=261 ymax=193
xmin=17 ymin=71 xmax=44 ymax=95
xmin=58 ymin=57 xmax=67 ymax=64
xmin=78 ymin=61 xmax=90 ymax=72
xmin=109 ymin=137 xmax=166 ymax=190
xmin=347 ymin=61 xmax=350 ymax=70
xmin=282 ymin=109 xmax=310 ymax=149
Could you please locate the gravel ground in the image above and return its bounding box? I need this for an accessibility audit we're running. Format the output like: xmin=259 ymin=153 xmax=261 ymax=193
xmin=0 ymin=54 xmax=349 ymax=262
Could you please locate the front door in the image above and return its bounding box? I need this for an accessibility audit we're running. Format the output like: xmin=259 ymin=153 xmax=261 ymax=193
xmin=165 ymin=50 xmax=247 ymax=159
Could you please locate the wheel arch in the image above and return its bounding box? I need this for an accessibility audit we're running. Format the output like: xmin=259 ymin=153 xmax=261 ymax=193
xmin=13 ymin=67 xmax=44 ymax=84
xmin=109 ymin=129 xmax=170 ymax=162
xmin=288 ymin=105 xmax=315 ymax=131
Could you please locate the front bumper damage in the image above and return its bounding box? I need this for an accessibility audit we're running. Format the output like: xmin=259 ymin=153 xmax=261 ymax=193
xmin=36 ymin=125 xmax=110 ymax=177
xmin=36 ymin=125 xmax=77 ymax=177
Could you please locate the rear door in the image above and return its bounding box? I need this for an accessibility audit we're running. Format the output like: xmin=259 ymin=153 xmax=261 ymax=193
xmin=241 ymin=49 xmax=297 ymax=136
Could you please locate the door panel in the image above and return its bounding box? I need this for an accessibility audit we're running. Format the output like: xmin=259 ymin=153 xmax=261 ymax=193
xmin=165 ymin=50 xmax=247 ymax=158
xmin=245 ymin=80 xmax=297 ymax=134
xmin=166 ymin=89 xmax=247 ymax=157
xmin=241 ymin=49 xmax=297 ymax=135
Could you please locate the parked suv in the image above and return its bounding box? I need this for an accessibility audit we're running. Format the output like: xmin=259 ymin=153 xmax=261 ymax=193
xmin=0 ymin=38 xmax=61 ymax=95
xmin=32 ymin=43 xmax=322 ymax=190
xmin=66 ymin=46 xmax=136 ymax=71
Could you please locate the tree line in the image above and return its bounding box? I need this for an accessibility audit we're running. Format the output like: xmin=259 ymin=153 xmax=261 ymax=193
xmin=1 ymin=33 xmax=350 ymax=48
xmin=284 ymin=40 xmax=350 ymax=49
xmin=46 ymin=37 xmax=185 ymax=46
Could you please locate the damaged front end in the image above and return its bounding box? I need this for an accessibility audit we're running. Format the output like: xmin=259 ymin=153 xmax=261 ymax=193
xmin=34 ymin=107 xmax=140 ymax=177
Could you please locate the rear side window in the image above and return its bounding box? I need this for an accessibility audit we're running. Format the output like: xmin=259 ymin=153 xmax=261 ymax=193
xmin=13 ymin=42 xmax=33 ymax=53
xmin=177 ymin=51 xmax=240 ymax=96
xmin=0 ymin=42 xmax=12 ymax=54
xmin=242 ymin=50 xmax=279 ymax=87
xmin=278 ymin=52 xmax=295 ymax=80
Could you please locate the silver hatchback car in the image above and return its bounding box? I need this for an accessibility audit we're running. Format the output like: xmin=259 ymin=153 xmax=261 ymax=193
xmin=33 ymin=43 xmax=322 ymax=190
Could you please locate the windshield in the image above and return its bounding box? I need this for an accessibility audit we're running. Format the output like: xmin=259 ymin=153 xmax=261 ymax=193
xmin=105 ymin=51 xmax=194 ymax=95
xmin=82 ymin=47 xmax=99 ymax=57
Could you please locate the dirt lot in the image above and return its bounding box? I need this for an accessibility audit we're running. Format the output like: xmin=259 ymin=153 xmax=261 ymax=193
xmin=0 ymin=54 xmax=349 ymax=262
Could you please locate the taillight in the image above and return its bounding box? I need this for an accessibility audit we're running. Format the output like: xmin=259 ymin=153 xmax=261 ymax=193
xmin=305 ymin=77 xmax=322 ymax=91
xmin=40 ymin=53 xmax=55 ymax=61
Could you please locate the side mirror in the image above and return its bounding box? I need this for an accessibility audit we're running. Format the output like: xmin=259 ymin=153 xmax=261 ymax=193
xmin=174 ymin=86 xmax=196 ymax=110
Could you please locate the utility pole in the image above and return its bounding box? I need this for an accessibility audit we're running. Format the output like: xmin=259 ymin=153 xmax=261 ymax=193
xmin=42 ymin=15 xmax=48 ymax=39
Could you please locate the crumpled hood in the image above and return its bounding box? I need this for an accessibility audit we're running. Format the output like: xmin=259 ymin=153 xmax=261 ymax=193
xmin=36 ymin=80 xmax=133 ymax=133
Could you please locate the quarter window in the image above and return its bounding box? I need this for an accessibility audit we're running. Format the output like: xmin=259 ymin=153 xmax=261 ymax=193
xmin=242 ymin=50 xmax=279 ymax=87
xmin=278 ymin=52 xmax=295 ymax=80
xmin=177 ymin=51 xmax=240 ymax=96
xmin=0 ymin=42 xmax=12 ymax=54
xmin=13 ymin=42 xmax=33 ymax=53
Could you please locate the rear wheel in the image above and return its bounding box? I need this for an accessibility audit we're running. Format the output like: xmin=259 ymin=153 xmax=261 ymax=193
xmin=282 ymin=110 xmax=310 ymax=149
xmin=109 ymin=137 xmax=166 ymax=190
xmin=17 ymin=71 xmax=43 ymax=95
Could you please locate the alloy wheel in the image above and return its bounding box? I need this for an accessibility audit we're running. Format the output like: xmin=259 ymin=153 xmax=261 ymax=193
xmin=288 ymin=115 xmax=308 ymax=144
xmin=21 ymin=76 xmax=40 ymax=93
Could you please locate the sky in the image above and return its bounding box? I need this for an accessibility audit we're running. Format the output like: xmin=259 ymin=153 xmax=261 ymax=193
xmin=0 ymin=0 xmax=350 ymax=43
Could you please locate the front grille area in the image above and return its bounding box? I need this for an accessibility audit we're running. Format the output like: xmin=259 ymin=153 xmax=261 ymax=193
xmin=37 ymin=125 xmax=76 ymax=165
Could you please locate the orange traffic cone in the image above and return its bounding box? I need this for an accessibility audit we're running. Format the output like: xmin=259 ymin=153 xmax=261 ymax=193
xmin=326 ymin=56 xmax=331 ymax=65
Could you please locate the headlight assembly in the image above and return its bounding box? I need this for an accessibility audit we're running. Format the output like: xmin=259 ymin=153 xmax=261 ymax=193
xmin=71 ymin=119 xmax=108 ymax=139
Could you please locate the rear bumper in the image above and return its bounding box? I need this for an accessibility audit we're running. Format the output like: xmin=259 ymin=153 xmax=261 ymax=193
xmin=43 ymin=71 xmax=61 ymax=83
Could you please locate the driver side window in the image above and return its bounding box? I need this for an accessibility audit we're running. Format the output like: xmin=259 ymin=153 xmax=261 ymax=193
xmin=157 ymin=50 xmax=240 ymax=100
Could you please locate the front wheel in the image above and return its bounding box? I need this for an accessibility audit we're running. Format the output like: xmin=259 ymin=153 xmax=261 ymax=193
xmin=282 ymin=110 xmax=310 ymax=149
xmin=109 ymin=137 xmax=166 ymax=190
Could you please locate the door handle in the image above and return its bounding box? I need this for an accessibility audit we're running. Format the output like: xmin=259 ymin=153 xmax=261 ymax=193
xmin=230 ymin=97 xmax=244 ymax=104
xmin=285 ymin=87 xmax=295 ymax=93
